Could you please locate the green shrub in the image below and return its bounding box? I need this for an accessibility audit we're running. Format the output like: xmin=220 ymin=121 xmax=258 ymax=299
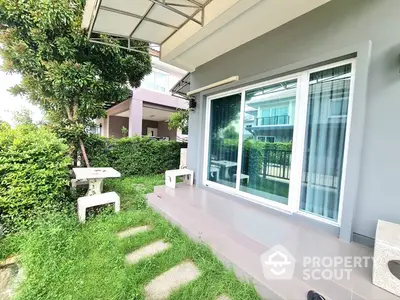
xmin=0 ymin=125 xmax=71 ymax=234
xmin=85 ymin=135 xmax=185 ymax=177
xmin=84 ymin=134 xmax=113 ymax=167
xmin=109 ymin=137 xmax=183 ymax=176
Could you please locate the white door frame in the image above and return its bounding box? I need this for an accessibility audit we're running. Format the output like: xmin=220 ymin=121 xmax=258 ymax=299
xmin=202 ymin=58 xmax=357 ymax=226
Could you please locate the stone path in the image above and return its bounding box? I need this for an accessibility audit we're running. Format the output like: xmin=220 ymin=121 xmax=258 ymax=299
xmin=117 ymin=225 xmax=232 ymax=300
xmin=0 ymin=257 xmax=23 ymax=300
xmin=216 ymin=295 xmax=231 ymax=300
xmin=144 ymin=261 xmax=200 ymax=300
xmin=117 ymin=225 xmax=151 ymax=239
xmin=125 ymin=240 xmax=171 ymax=264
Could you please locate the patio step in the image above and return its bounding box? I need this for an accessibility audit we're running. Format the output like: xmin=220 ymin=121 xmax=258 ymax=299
xmin=147 ymin=189 xmax=285 ymax=299
xmin=144 ymin=260 xmax=200 ymax=300
xmin=147 ymin=185 xmax=398 ymax=300
xmin=125 ymin=240 xmax=171 ymax=264
xmin=117 ymin=225 xmax=151 ymax=239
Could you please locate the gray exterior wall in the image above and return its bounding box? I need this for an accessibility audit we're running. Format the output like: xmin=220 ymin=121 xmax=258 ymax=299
xmin=188 ymin=0 xmax=400 ymax=243
xmin=108 ymin=116 xmax=129 ymax=138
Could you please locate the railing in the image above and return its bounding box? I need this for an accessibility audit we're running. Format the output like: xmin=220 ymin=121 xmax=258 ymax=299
xmin=257 ymin=115 xmax=289 ymax=125
xmin=261 ymin=149 xmax=292 ymax=180
xmin=261 ymin=149 xmax=340 ymax=188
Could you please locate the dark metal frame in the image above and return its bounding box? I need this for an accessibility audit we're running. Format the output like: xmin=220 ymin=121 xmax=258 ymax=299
xmin=170 ymin=72 xmax=193 ymax=99
xmin=87 ymin=0 xmax=212 ymax=56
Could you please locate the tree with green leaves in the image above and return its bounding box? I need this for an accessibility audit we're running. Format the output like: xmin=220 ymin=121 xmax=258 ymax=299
xmin=168 ymin=110 xmax=189 ymax=134
xmin=0 ymin=0 xmax=152 ymax=166
xmin=12 ymin=107 xmax=34 ymax=126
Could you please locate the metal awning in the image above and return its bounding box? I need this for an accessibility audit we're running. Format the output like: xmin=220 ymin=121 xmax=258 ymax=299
xmin=170 ymin=72 xmax=191 ymax=99
xmin=83 ymin=0 xmax=211 ymax=56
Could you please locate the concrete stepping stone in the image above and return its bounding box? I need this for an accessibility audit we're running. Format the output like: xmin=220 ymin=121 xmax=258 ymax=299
xmin=125 ymin=240 xmax=171 ymax=264
xmin=144 ymin=261 xmax=200 ymax=300
xmin=216 ymin=296 xmax=231 ymax=300
xmin=117 ymin=225 xmax=151 ymax=239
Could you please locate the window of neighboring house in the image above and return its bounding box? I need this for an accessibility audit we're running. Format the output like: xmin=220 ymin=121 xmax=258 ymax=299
xmin=141 ymin=69 xmax=169 ymax=93
xmin=256 ymin=136 xmax=275 ymax=142
xmin=330 ymin=98 xmax=349 ymax=117
xmin=257 ymin=136 xmax=266 ymax=142
xmin=154 ymin=71 xmax=168 ymax=92
xmin=260 ymin=106 xmax=289 ymax=125
xmin=204 ymin=59 xmax=355 ymax=224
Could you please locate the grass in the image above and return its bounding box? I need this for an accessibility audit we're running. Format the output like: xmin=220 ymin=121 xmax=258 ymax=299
xmin=2 ymin=175 xmax=260 ymax=300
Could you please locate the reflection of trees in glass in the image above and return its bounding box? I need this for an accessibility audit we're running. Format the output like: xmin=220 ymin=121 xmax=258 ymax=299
xmin=209 ymin=94 xmax=241 ymax=166
xmin=223 ymin=125 xmax=239 ymax=139
xmin=210 ymin=94 xmax=241 ymax=139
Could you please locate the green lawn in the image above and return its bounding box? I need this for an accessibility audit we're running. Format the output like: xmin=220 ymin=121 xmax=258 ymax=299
xmin=1 ymin=175 xmax=260 ymax=300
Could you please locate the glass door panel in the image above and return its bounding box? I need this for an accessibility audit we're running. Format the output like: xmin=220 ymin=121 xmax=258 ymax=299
xmin=207 ymin=94 xmax=241 ymax=188
xmin=239 ymin=79 xmax=298 ymax=205
xmin=300 ymin=64 xmax=352 ymax=221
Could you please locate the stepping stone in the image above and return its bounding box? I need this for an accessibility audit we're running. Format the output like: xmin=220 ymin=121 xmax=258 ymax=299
xmin=125 ymin=240 xmax=171 ymax=264
xmin=117 ymin=225 xmax=151 ymax=239
xmin=216 ymin=296 xmax=231 ymax=300
xmin=144 ymin=261 xmax=200 ymax=300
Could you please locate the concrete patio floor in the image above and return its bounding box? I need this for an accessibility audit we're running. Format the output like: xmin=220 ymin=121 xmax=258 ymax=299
xmin=146 ymin=184 xmax=400 ymax=300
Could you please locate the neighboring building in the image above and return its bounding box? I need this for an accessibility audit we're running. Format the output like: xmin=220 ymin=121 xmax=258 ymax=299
xmin=83 ymin=0 xmax=400 ymax=245
xmin=96 ymin=57 xmax=188 ymax=140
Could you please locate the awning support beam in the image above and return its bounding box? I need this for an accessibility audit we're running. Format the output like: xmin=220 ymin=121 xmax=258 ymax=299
xmin=148 ymin=0 xmax=202 ymax=26
xmin=164 ymin=3 xmax=198 ymax=8
xmin=187 ymin=0 xmax=203 ymax=7
xmin=89 ymin=39 xmax=150 ymax=55
xmin=129 ymin=3 xmax=156 ymax=39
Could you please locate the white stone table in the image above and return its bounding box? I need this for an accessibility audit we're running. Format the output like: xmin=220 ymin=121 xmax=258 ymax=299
xmin=73 ymin=167 xmax=121 ymax=196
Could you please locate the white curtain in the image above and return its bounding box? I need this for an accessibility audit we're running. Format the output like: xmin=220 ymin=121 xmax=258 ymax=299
xmin=300 ymin=64 xmax=351 ymax=221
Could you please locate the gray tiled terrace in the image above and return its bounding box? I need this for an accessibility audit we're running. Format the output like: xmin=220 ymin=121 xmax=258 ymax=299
xmin=146 ymin=184 xmax=400 ymax=300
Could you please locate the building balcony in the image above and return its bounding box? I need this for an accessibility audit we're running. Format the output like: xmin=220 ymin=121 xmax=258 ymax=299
xmin=257 ymin=115 xmax=290 ymax=126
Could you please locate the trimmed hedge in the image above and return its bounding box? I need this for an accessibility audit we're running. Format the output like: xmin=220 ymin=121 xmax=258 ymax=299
xmin=86 ymin=135 xmax=185 ymax=177
xmin=0 ymin=125 xmax=71 ymax=233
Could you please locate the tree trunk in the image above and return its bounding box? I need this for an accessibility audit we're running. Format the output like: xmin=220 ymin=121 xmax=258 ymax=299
xmin=65 ymin=104 xmax=90 ymax=168
xmin=79 ymin=138 xmax=90 ymax=167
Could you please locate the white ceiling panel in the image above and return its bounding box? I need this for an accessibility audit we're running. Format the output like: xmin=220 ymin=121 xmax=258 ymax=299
xmin=94 ymin=9 xmax=140 ymax=36
xmin=147 ymin=5 xmax=188 ymax=27
xmin=101 ymin=0 xmax=152 ymax=16
xmin=143 ymin=107 xmax=174 ymax=121
xmin=132 ymin=21 xmax=176 ymax=44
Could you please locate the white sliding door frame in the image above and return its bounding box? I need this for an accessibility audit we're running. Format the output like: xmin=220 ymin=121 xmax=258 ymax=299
xmin=202 ymin=58 xmax=357 ymax=225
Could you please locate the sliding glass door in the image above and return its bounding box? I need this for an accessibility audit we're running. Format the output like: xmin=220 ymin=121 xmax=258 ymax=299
xmin=204 ymin=59 xmax=355 ymax=224
xmin=239 ymin=79 xmax=298 ymax=205
xmin=206 ymin=93 xmax=241 ymax=188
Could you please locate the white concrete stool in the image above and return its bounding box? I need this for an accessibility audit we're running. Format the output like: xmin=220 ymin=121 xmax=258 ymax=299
xmin=165 ymin=169 xmax=194 ymax=189
xmin=372 ymin=220 xmax=400 ymax=296
xmin=77 ymin=192 xmax=120 ymax=222
xmin=209 ymin=166 xmax=220 ymax=181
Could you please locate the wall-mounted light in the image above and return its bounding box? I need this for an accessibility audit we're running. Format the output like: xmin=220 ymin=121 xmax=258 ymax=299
xmin=189 ymin=99 xmax=196 ymax=111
